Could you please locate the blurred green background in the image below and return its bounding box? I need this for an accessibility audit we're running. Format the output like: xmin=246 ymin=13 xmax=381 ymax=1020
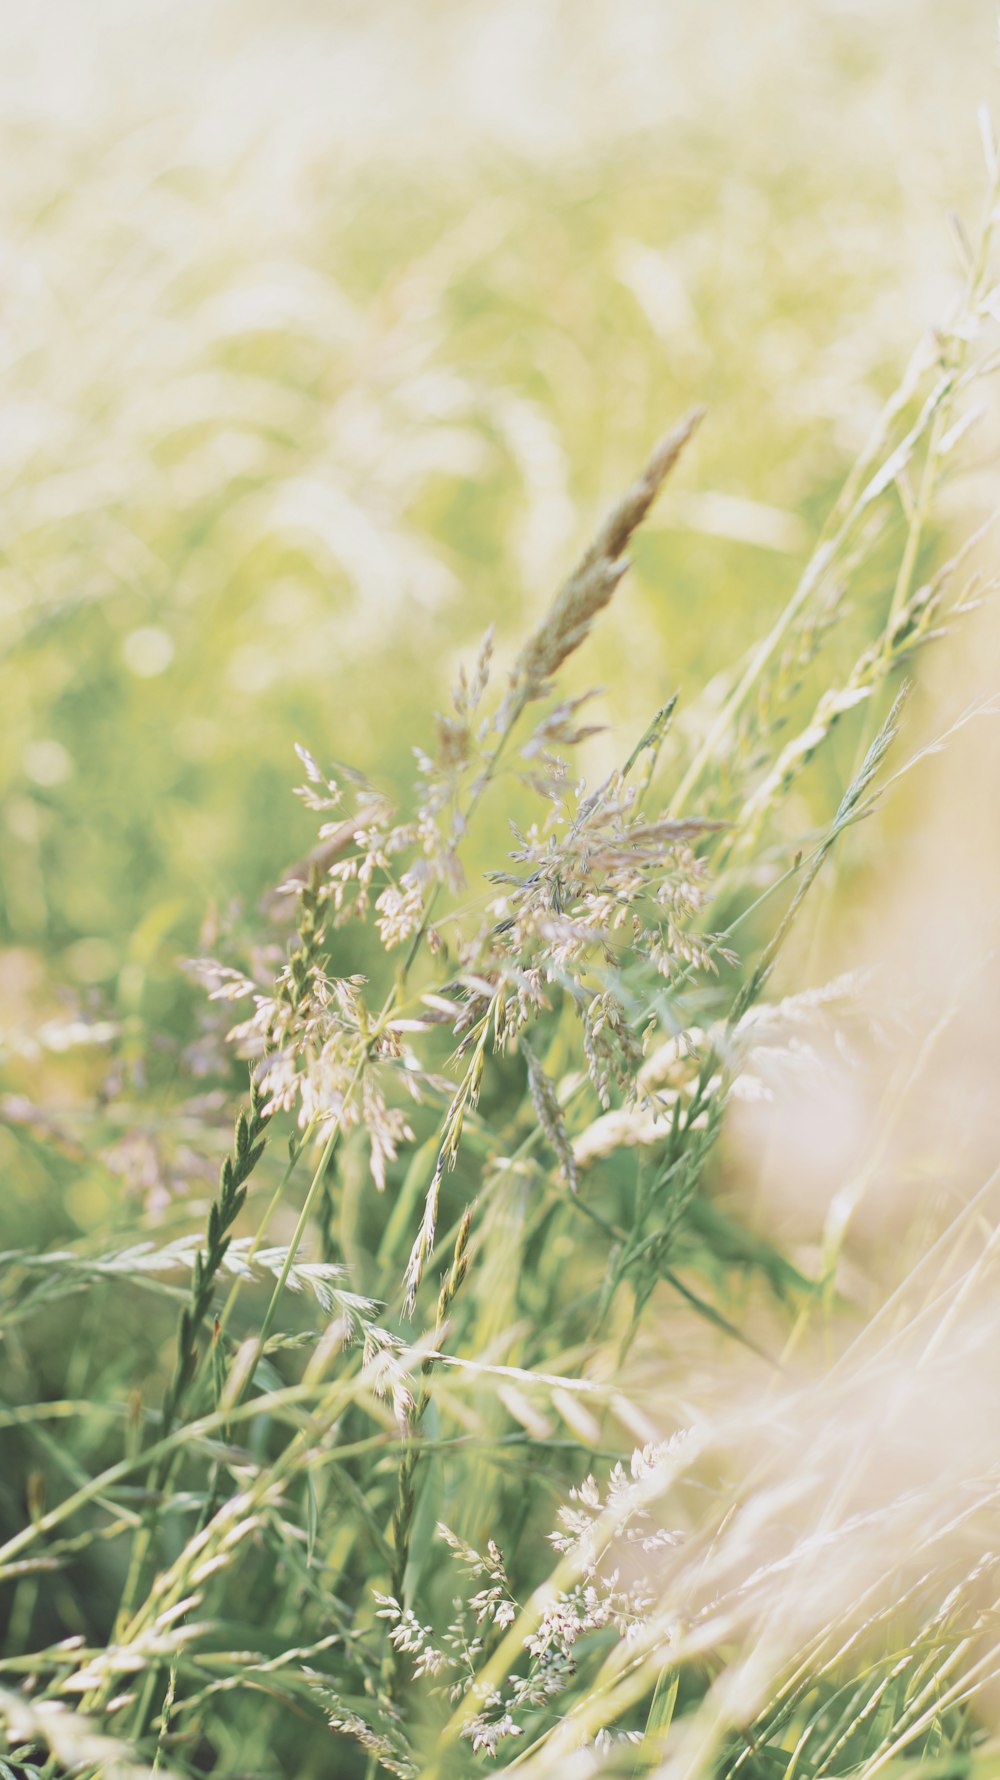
xmin=0 ymin=0 xmax=994 ymax=1165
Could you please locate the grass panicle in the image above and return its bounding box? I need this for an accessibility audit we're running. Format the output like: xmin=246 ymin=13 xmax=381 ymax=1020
xmin=4 ymin=89 xmax=1000 ymax=1780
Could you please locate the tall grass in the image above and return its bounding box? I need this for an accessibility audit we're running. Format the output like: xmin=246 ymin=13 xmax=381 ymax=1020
xmin=2 ymin=89 xmax=1000 ymax=1774
xmin=0 ymin=0 xmax=988 ymax=990
xmin=5 ymin=5 xmax=1000 ymax=1776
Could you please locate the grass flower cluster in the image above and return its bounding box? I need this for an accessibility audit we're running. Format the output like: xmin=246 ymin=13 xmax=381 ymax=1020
xmin=4 ymin=20 xmax=1000 ymax=1778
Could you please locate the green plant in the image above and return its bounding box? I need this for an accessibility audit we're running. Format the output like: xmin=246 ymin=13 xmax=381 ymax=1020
xmin=2 ymin=91 xmax=1000 ymax=1780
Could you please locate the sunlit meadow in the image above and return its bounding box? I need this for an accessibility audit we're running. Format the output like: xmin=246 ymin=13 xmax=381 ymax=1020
xmin=4 ymin=3 xmax=1000 ymax=1776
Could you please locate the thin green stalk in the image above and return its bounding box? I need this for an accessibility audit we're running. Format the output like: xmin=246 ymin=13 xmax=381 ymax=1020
xmin=231 ymin=1114 xmax=350 ymax=1408
xmin=110 ymin=1077 xmax=271 ymax=1640
xmin=0 ymin=1379 xmax=394 ymax=1579
xmin=389 ymin=1205 xmax=474 ymax=1619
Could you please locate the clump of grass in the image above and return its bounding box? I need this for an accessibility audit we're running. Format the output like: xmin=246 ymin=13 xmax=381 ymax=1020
xmin=2 ymin=121 xmax=1000 ymax=1780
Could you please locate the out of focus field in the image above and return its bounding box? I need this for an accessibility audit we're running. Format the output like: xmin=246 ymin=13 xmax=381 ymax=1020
xmin=1 ymin=0 xmax=993 ymax=1012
